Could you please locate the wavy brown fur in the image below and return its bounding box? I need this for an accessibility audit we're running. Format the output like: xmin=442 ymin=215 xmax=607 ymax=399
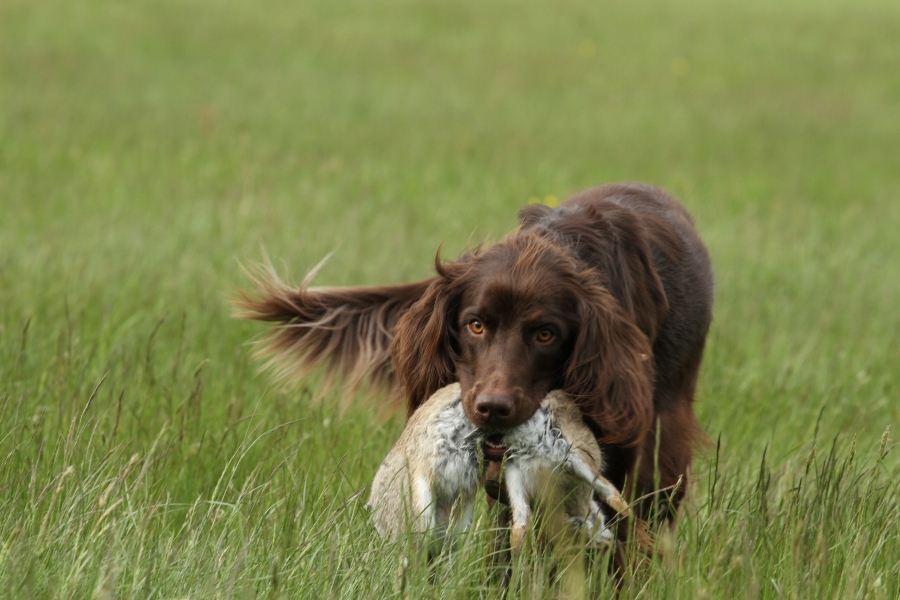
xmin=232 ymin=261 xmax=432 ymax=398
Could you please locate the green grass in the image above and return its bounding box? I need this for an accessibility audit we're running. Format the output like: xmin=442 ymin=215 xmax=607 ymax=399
xmin=2 ymin=0 xmax=899 ymax=597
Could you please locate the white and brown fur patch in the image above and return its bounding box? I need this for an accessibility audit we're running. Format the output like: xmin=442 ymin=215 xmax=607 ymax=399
xmin=367 ymin=384 xmax=481 ymax=553
xmin=367 ymin=383 xmax=630 ymax=553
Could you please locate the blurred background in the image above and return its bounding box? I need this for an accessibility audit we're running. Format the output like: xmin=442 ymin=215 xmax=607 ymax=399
xmin=1 ymin=0 xmax=898 ymax=596
xmin=3 ymin=0 xmax=896 ymax=446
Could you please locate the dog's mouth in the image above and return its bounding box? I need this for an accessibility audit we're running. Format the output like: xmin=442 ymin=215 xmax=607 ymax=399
xmin=482 ymin=434 xmax=509 ymax=462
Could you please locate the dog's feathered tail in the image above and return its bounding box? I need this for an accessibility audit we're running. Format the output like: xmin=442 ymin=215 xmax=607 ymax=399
xmin=231 ymin=258 xmax=433 ymax=404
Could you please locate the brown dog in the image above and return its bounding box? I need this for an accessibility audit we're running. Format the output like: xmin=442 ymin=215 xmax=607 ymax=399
xmin=237 ymin=183 xmax=714 ymax=522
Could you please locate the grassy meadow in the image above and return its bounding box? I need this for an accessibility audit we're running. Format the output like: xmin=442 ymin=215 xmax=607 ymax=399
xmin=2 ymin=0 xmax=899 ymax=597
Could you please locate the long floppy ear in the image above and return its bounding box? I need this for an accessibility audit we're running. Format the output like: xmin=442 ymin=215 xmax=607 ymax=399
xmin=391 ymin=260 xmax=466 ymax=417
xmin=599 ymin=206 xmax=671 ymax=341
xmin=232 ymin=261 xmax=433 ymax=397
xmin=564 ymin=280 xmax=654 ymax=447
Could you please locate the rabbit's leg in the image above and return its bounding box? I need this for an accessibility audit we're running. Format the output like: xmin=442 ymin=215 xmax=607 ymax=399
xmin=584 ymin=498 xmax=615 ymax=545
xmin=566 ymin=453 xmax=631 ymax=516
xmin=414 ymin=476 xmax=437 ymax=532
xmin=504 ymin=463 xmax=532 ymax=553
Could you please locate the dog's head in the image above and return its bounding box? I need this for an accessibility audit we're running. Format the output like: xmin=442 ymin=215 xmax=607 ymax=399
xmin=454 ymin=237 xmax=584 ymax=429
xmin=392 ymin=212 xmax=656 ymax=446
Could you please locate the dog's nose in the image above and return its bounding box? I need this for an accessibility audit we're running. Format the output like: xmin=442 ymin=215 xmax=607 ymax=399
xmin=474 ymin=392 xmax=514 ymax=423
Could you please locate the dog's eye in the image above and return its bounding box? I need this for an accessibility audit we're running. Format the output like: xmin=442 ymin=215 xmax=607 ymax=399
xmin=468 ymin=320 xmax=485 ymax=335
xmin=536 ymin=329 xmax=554 ymax=343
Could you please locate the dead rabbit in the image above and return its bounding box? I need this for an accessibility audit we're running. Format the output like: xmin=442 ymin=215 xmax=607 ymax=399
xmin=367 ymin=383 xmax=631 ymax=553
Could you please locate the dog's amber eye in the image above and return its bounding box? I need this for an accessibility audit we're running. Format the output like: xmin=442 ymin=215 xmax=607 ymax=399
xmin=469 ymin=320 xmax=485 ymax=335
xmin=536 ymin=329 xmax=554 ymax=343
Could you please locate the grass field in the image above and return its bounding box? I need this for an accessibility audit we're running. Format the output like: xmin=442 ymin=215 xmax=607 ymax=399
xmin=2 ymin=0 xmax=899 ymax=597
